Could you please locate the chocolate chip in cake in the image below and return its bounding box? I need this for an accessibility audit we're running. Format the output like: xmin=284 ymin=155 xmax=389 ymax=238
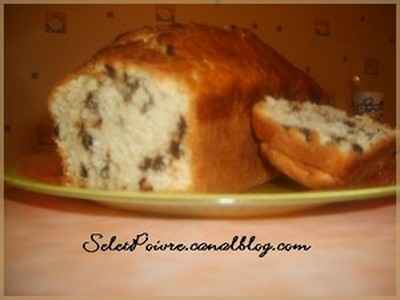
xmin=139 ymin=157 xmax=152 ymax=171
xmin=165 ymin=44 xmax=175 ymax=56
xmin=291 ymin=103 xmax=302 ymax=112
xmin=170 ymin=140 xmax=182 ymax=159
xmin=123 ymin=72 xmax=129 ymax=82
xmin=152 ymin=155 xmax=165 ymax=171
xmin=332 ymin=136 xmax=346 ymax=143
xmin=169 ymin=117 xmax=187 ymax=160
xmin=299 ymin=127 xmax=311 ymax=142
xmin=105 ymin=64 xmax=116 ymax=78
xmin=80 ymin=163 xmax=88 ymax=178
xmin=81 ymin=131 xmax=94 ymax=151
xmin=128 ymin=79 xmax=139 ymax=93
xmin=344 ymin=120 xmax=356 ymax=128
xmin=352 ymin=143 xmax=363 ymax=154
xmin=122 ymin=93 xmax=130 ymax=103
xmin=124 ymin=79 xmax=139 ymax=103
xmin=140 ymin=90 xmax=154 ymax=113
xmin=85 ymin=92 xmax=98 ymax=111
xmin=365 ymin=131 xmax=375 ymax=140
xmin=178 ymin=116 xmax=187 ymax=139
xmin=54 ymin=124 xmax=59 ymax=138
xmin=139 ymin=177 xmax=153 ymax=191
xmin=100 ymin=165 xmax=110 ymax=179
xmin=292 ymin=107 xmax=301 ymax=112
xmin=94 ymin=118 xmax=103 ymax=128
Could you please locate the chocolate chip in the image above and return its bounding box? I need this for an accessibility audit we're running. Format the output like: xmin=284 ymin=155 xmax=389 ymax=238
xmin=178 ymin=116 xmax=187 ymax=140
xmin=123 ymin=72 xmax=129 ymax=82
xmin=105 ymin=64 xmax=116 ymax=78
xmin=94 ymin=118 xmax=103 ymax=128
xmin=168 ymin=117 xmax=187 ymax=160
xmin=299 ymin=127 xmax=311 ymax=142
xmin=152 ymin=155 xmax=165 ymax=171
xmin=128 ymin=79 xmax=139 ymax=93
xmin=140 ymin=90 xmax=154 ymax=113
xmin=81 ymin=131 xmax=93 ymax=151
xmin=78 ymin=124 xmax=93 ymax=151
xmin=165 ymin=44 xmax=175 ymax=56
xmin=344 ymin=120 xmax=356 ymax=128
xmin=140 ymin=155 xmax=165 ymax=172
xmin=100 ymin=165 xmax=110 ymax=179
xmin=124 ymin=79 xmax=139 ymax=103
xmin=170 ymin=140 xmax=182 ymax=159
xmin=139 ymin=177 xmax=153 ymax=191
xmin=292 ymin=107 xmax=301 ymax=112
xmin=352 ymin=143 xmax=363 ymax=154
xmin=292 ymin=103 xmax=301 ymax=112
xmin=332 ymin=136 xmax=346 ymax=143
xmin=85 ymin=92 xmax=98 ymax=111
xmin=139 ymin=157 xmax=152 ymax=171
xmin=54 ymin=125 xmax=59 ymax=138
xmin=80 ymin=163 xmax=88 ymax=178
xmin=366 ymin=131 xmax=375 ymax=139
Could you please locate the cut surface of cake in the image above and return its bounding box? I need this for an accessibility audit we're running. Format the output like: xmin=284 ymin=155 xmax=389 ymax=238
xmin=51 ymin=69 xmax=190 ymax=191
xmin=252 ymin=96 xmax=396 ymax=189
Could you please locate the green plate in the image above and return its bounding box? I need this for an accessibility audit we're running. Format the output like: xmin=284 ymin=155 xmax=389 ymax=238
xmin=5 ymin=168 xmax=398 ymax=217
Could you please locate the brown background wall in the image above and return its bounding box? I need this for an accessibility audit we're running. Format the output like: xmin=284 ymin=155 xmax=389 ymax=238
xmin=4 ymin=4 xmax=396 ymax=165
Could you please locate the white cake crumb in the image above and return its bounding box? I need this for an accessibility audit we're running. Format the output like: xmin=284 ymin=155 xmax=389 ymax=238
xmin=259 ymin=95 xmax=394 ymax=153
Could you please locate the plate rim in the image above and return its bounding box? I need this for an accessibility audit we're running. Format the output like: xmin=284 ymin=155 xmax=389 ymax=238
xmin=4 ymin=169 xmax=398 ymax=207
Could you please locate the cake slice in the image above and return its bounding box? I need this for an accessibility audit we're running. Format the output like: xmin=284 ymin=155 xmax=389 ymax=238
xmin=252 ymin=96 xmax=396 ymax=189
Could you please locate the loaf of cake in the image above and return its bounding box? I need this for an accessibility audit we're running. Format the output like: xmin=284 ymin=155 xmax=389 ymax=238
xmin=49 ymin=23 xmax=322 ymax=192
xmin=252 ymin=96 xmax=396 ymax=189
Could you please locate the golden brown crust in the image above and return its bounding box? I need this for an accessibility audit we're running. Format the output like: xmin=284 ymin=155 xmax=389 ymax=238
xmin=189 ymin=107 xmax=275 ymax=192
xmin=49 ymin=23 xmax=323 ymax=110
xmin=345 ymin=139 xmax=396 ymax=187
xmin=253 ymin=102 xmax=396 ymax=189
xmin=49 ymin=23 xmax=323 ymax=192
xmin=261 ymin=144 xmax=341 ymax=189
